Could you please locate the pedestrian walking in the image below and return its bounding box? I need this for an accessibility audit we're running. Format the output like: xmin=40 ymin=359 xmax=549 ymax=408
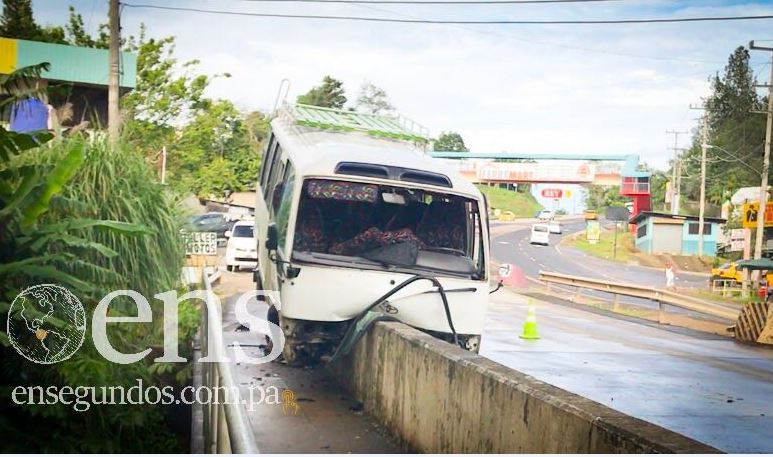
xmin=665 ymin=262 xmax=676 ymax=289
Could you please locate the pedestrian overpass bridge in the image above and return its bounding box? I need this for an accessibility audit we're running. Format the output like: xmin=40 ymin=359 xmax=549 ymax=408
xmin=430 ymin=152 xmax=652 ymax=215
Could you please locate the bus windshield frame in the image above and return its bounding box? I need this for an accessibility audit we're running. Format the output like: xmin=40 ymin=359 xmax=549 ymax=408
xmin=290 ymin=178 xmax=486 ymax=280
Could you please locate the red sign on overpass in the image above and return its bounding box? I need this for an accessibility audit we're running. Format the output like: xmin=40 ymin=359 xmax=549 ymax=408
xmin=541 ymin=189 xmax=563 ymax=198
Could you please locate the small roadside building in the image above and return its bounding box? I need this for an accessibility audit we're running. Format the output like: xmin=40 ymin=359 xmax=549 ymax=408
xmin=201 ymin=192 xmax=256 ymax=218
xmin=0 ymin=37 xmax=136 ymax=132
xmin=630 ymin=211 xmax=726 ymax=256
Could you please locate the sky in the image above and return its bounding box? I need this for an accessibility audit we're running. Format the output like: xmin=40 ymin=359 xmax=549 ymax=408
xmin=31 ymin=0 xmax=773 ymax=170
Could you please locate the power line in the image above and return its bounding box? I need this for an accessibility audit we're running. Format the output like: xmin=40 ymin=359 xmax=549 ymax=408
xmin=232 ymin=0 xmax=619 ymax=4
xmin=345 ymin=0 xmax=727 ymax=64
xmin=122 ymin=4 xmax=773 ymax=25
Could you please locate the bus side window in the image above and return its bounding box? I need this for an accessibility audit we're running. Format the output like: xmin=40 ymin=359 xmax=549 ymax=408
xmin=259 ymin=135 xmax=276 ymax=193
xmin=275 ymin=164 xmax=296 ymax=253
xmin=264 ymin=144 xmax=283 ymax=206
xmin=267 ymin=154 xmax=286 ymax=214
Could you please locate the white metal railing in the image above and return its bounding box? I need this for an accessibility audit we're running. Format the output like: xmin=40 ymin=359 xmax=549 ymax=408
xmin=195 ymin=267 xmax=259 ymax=454
xmin=539 ymin=270 xmax=739 ymax=322
xmin=710 ymin=278 xmax=746 ymax=297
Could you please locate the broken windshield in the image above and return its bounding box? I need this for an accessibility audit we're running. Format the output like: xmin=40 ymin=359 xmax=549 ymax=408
xmin=292 ymin=178 xmax=484 ymax=278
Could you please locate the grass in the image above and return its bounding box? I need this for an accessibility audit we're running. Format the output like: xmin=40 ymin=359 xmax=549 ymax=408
xmin=567 ymin=227 xmax=636 ymax=263
xmin=687 ymin=289 xmax=755 ymax=305
xmin=476 ymin=185 xmax=542 ymax=218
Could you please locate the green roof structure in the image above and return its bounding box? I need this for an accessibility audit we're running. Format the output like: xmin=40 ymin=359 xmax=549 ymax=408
xmin=0 ymin=37 xmax=136 ymax=88
xmin=287 ymin=103 xmax=429 ymax=143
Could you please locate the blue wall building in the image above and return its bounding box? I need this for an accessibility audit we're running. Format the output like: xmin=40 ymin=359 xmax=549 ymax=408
xmin=631 ymin=212 xmax=725 ymax=256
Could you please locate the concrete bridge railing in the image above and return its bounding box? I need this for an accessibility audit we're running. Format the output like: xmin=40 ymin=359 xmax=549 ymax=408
xmin=330 ymin=321 xmax=720 ymax=454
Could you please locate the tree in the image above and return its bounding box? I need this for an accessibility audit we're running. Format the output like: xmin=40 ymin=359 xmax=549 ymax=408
xmin=0 ymin=0 xmax=65 ymax=43
xmin=168 ymin=100 xmax=260 ymax=196
xmin=3 ymin=4 xmax=265 ymax=197
xmin=65 ymin=6 xmax=108 ymax=48
xmin=584 ymin=185 xmax=626 ymax=210
xmin=355 ymin=81 xmax=394 ymax=115
xmin=680 ymin=46 xmax=767 ymax=207
xmin=433 ymin=131 xmax=468 ymax=152
xmin=0 ymin=0 xmax=37 ymax=39
xmin=297 ymin=76 xmax=346 ymax=109
xmin=121 ymin=27 xmax=210 ymax=160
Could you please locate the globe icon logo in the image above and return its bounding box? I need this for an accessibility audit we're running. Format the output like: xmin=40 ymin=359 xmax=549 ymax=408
xmin=7 ymin=284 xmax=86 ymax=364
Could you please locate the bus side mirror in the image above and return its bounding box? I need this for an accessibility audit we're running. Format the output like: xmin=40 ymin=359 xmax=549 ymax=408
xmin=266 ymin=223 xmax=278 ymax=251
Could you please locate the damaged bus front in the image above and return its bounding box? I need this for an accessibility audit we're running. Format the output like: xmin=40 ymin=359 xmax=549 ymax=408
xmin=266 ymin=175 xmax=489 ymax=364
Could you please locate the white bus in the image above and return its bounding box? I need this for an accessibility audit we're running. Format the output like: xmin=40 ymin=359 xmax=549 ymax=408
xmin=254 ymin=104 xmax=491 ymax=364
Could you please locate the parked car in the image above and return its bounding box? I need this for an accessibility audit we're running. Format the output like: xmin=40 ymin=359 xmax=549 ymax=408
xmin=499 ymin=210 xmax=516 ymax=221
xmin=225 ymin=220 xmax=257 ymax=271
xmin=186 ymin=212 xmax=235 ymax=240
xmin=530 ymin=223 xmax=550 ymax=245
xmin=548 ymin=220 xmax=562 ymax=234
xmin=583 ymin=209 xmax=598 ymax=220
xmin=537 ymin=209 xmax=555 ymax=221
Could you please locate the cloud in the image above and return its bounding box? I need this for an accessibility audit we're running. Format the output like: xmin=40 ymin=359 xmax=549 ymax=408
xmin=36 ymin=0 xmax=773 ymax=169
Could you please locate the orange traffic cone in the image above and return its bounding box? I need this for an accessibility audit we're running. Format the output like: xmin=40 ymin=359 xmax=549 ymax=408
xmin=519 ymin=299 xmax=540 ymax=340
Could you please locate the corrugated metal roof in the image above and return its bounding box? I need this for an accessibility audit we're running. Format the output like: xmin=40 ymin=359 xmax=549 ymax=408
xmin=0 ymin=37 xmax=136 ymax=88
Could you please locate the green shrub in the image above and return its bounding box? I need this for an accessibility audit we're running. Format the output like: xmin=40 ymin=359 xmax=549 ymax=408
xmin=1 ymin=134 xmax=192 ymax=452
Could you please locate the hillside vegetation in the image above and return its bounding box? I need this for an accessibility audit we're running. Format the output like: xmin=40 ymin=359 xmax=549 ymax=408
xmin=476 ymin=185 xmax=542 ymax=218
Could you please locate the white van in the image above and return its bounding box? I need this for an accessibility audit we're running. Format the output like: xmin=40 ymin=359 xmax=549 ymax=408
xmin=254 ymin=103 xmax=490 ymax=364
xmin=225 ymin=220 xmax=257 ymax=271
xmin=530 ymin=224 xmax=550 ymax=245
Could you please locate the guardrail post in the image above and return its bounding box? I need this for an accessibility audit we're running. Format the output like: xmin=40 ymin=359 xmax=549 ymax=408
xmin=658 ymin=301 xmax=665 ymax=324
xmin=545 ymin=281 xmax=551 ymax=293
xmin=574 ymin=286 xmax=582 ymax=302
xmin=613 ymin=294 xmax=620 ymax=312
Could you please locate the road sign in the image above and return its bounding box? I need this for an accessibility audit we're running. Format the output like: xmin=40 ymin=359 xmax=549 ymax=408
xmin=564 ymin=190 xmax=572 ymax=198
xmin=742 ymin=202 xmax=773 ymax=228
xmin=605 ymin=206 xmax=631 ymax=222
xmin=729 ymin=228 xmax=745 ymax=252
xmin=182 ymin=231 xmax=218 ymax=255
xmin=586 ymin=220 xmax=600 ymax=244
xmin=541 ymin=188 xmax=563 ymax=198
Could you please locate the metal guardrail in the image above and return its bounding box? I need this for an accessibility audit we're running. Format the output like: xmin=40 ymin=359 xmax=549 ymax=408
xmin=197 ymin=266 xmax=259 ymax=454
xmin=538 ymin=271 xmax=739 ymax=322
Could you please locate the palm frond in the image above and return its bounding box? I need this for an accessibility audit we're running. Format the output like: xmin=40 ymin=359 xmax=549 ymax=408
xmin=0 ymin=62 xmax=51 ymax=105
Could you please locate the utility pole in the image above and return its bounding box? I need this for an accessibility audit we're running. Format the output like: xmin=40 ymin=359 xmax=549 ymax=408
xmin=750 ymin=40 xmax=773 ymax=261
xmin=108 ymin=0 xmax=121 ymax=143
xmin=666 ymin=130 xmax=688 ymax=215
xmin=698 ymin=116 xmax=708 ymax=258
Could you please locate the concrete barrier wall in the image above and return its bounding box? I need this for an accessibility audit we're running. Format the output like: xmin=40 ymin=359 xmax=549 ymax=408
xmin=331 ymin=322 xmax=720 ymax=454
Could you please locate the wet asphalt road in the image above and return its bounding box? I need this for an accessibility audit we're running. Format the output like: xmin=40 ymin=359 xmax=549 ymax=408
xmin=479 ymin=288 xmax=773 ymax=453
xmin=490 ymin=219 xmax=709 ymax=290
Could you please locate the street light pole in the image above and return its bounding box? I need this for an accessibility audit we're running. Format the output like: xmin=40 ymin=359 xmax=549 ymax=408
xmin=750 ymin=40 xmax=773 ymax=261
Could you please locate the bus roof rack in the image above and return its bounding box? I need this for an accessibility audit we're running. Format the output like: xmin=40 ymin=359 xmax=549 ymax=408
xmin=279 ymin=102 xmax=430 ymax=144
